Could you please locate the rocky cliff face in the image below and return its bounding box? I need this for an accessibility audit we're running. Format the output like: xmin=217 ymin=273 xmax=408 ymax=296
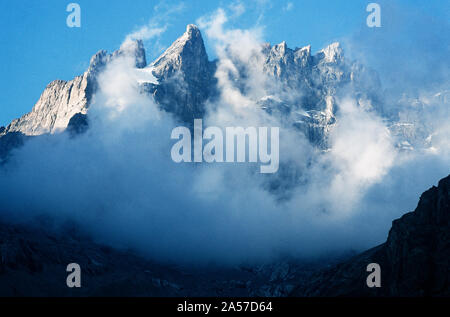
xmin=291 ymin=174 xmax=450 ymax=297
xmin=258 ymin=40 xmax=383 ymax=148
xmin=384 ymin=174 xmax=450 ymax=296
xmin=4 ymin=77 xmax=89 ymax=136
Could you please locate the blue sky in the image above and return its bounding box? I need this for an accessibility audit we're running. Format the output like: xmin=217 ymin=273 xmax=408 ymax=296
xmin=0 ymin=0 xmax=448 ymax=126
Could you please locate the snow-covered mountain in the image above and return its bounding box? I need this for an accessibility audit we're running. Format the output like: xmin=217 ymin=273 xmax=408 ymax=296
xmin=0 ymin=24 xmax=445 ymax=157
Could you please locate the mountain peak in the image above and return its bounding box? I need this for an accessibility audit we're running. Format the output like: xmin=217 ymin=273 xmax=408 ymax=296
xmin=273 ymin=41 xmax=288 ymax=56
xmin=186 ymin=24 xmax=200 ymax=35
xmin=277 ymin=41 xmax=287 ymax=48
xmin=143 ymin=24 xmax=215 ymax=122
xmin=295 ymin=44 xmax=311 ymax=54
xmin=317 ymin=42 xmax=343 ymax=63
xmin=151 ymin=24 xmax=209 ymax=80
xmin=87 ymin=50 xmax=109 ymax=76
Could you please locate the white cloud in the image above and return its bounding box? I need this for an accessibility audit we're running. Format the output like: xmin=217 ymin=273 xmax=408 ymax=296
xmin=283 ymin=2 xmax=294 ymax=12
xmin=229 ymin=1 xmax=245 ymax=18
xmin=125 ymin=25 xmax=166 ymax=43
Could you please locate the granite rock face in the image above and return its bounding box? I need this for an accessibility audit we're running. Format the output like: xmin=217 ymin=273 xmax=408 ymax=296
xmin=4 ymin=77 xmax=89 ymax=136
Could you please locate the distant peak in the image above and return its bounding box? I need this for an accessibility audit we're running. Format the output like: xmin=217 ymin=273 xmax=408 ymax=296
xmin=324 ymin=42 xmax=341 ymax=51
xmin=317 ymin=42 xmax=343 ymax=63
xmin=296 ymin=44 xmax=311 ymax=53
xmin=272 ymin=41 xmax=290 ymax=57
xmin=117 ymin=39 xmax=147 ymax=68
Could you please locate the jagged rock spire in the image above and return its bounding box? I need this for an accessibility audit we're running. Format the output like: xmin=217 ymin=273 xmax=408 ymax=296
xmin=145 ymin=24 xmax=216 ymax=122
xmin=151 ymin=24 xmax=210 ymax=81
